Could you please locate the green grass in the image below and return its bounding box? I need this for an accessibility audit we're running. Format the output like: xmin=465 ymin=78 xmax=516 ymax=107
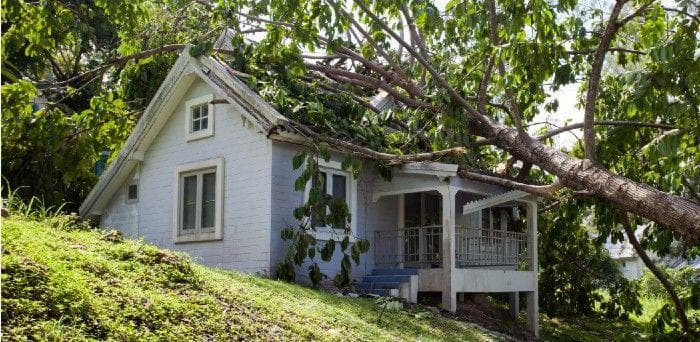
xmin=540 ymin=314 xmax=647 ymax=341
xmin=539 ymin=286 xmax=698 ymax=341
xmin=1 ymin=216 xmax=495 ymax=341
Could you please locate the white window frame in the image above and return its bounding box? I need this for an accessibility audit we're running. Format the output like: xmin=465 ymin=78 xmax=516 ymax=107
xmin=125 ymin=182 xmax=139 ymax=204
xmin=172 ymin=157 xmax=224 ymax=243
xmin=303 ymin=160 xmax=357 ymax=241
xmin=185 ymin=94 xmax=215 ymax=142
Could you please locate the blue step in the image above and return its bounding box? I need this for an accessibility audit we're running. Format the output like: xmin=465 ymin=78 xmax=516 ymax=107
xmin=362 ymin=275 xmax=412 ymax=283
xmin=371 ymin=268 xmax=419 ymax=276
xmin=363 ymin=289 xmax=393 ymax=296
xmin=357 ymin=281 xmax=401 ymax=290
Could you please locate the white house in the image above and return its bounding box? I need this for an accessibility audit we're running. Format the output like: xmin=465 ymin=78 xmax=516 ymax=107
xmin=605 ymin=235 xmax=650 ymax=280
xmin=604 ymin=227 xmax=700 ymax=280
xmin=79 ymin=39 xmax=541 ymax=336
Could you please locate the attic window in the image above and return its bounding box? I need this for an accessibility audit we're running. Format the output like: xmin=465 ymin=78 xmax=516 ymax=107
xmin=126 ymin=183 xmax=138 ymax=203
xmin=191 ymin=104 xmax=208 ymax=132
xmin=185 ymin=94 xmax=214 ymax=142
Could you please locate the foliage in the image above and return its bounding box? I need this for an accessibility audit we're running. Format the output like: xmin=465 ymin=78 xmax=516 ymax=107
xmin=276 ymin=149 xmax=370 ymax=289
xmin=638 ymin=267 xmax=697 ymax=299
xmin=636 ymin=267 xmax=700 ymax=339
xmin=1 ymin=80 xmax=135 ymax=211
xmin=1 ymin=214 xmax=494 ymax=341
xmin=375 ymin=297 xmax=404 ymax=324
xmin=3 ymin=0 xmax=700 ymax=336
xmin=1 ymin=0 xmax=145 ymax=211
xmin=538 ymin=199 xmax=642 ymax=319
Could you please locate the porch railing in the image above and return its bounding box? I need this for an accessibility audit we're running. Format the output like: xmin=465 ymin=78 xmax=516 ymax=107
xmin=375 ymin=225 xmax=530 ymax=270
xmin=455 ymin=226 xmax=529 ymax=269
xmin=374 ymin=225 xmax=442 ymax=269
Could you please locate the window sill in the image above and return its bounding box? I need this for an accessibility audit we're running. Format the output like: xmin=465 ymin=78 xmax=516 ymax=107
xmin=186 ymin=130 xmax=214 ymax=142
xmin=174 ymin=231 xmax=222 ymax=244
xmin=312 ymin=227 xmax=356 ymax=242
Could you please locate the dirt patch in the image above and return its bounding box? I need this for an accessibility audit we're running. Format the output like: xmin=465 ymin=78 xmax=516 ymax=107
xmin=450 ymin=294 xmax=535 ymax=341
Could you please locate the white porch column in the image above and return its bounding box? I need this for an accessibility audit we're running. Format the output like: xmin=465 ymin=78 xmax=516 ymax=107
xmin=526 ymin=201 xmax=538 ymax=272
xmin=509 ymin=292 xmax=519 ymax=319
xmin=526 ymin=291 xmax=539 ymax=337
xmin=526 ymin=201 xmax=539 ymax=337
xmin=397 ymin=194 xmax=405 ymax=268
xmin=440 ymin=186 xmax=457 ymax=312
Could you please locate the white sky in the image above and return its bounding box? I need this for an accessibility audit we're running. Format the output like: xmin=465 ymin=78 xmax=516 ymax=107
xmin=532 ymin=84 xmax=584 ymax=149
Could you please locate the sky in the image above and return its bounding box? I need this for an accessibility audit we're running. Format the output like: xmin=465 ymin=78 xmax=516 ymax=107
xmin=532 ymin=84 xmax=584 ymax=149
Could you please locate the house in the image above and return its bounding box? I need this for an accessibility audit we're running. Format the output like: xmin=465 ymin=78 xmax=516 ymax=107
xmin=605 ymin=236 xmax=651 ymax=280
xmin=604 ymin=227 xmax=700 ymax=280
xmin=79 ymin=36 xmax=541 ymax=336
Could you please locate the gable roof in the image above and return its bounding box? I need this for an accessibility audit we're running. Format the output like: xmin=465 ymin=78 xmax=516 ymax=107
xmin=80 ymin=41 xmax=527 ymax=217
xmin=79 ymin=48 xmax=296 ymax=217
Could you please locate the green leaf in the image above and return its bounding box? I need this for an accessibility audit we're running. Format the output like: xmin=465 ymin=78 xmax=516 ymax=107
xmin=340 ymin=235 xmax=349 ymax=251
xmin=292 ymin=152 xmax=306 ymax=170
xmin=320 ymin=239 xmax=335 ymax=261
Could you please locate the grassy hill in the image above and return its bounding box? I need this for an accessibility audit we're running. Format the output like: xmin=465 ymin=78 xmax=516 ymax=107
xmin=1 ymin=215 xmax=494 ymax=341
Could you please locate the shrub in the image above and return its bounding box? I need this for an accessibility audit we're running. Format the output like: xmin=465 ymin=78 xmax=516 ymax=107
xmin=637 ymin=266 xmax=696 ymax=299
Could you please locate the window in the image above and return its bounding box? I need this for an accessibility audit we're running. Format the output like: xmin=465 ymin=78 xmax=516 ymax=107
xmin=191 ymin=104 xmax=208 ymax=132
xmin=185 ymin=94 xmax=214 ymax=141
xmin=173 ymin=158 xmax=223 ymax=243
xmin=126 ymin=183 xmax=138 ymax=203
xmin=305 ymin=164 xmax=356 ymax=241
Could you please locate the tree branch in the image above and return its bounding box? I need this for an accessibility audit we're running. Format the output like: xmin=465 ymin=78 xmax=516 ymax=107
xmin=352 ymin=0 xmax=493 ymax=129
xmin=538 ymin=120 xmax=675 ymax=140
xmin=567 ymin=47 xmax=646 ymax=55
xmin=305 ymin=62 xmax=433 ymax=109
xmin=48 ymin=44 xmax=186 ymax=88
xmin=287 ymin=118 xmax=466 ymax=164
xmin=327 ymin=0 xmax=417 ymax=93
xmin=618 ymin=211 xmax=693 ymax=335
xmin=399 ymin=4 xmax=429 ymax=62
xmin=458 ymin=170 xmax=562 ymax=199
xmin=488 ymin=0 xmax=525 ymax=134
xmin=583 ymin=0 xmax=629 ymax=162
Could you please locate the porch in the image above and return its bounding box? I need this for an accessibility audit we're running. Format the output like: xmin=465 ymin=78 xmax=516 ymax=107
xmin=368 ymin=164 xmax=539 ymax=336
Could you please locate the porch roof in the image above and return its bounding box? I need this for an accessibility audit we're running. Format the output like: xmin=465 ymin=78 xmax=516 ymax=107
xmin=372 ymin=163 xmax=537 ymax=204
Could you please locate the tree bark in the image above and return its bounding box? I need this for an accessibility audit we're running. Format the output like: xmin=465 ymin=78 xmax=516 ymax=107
xmin=582 ymin=0 xmax=627 ymax=162
xmin=618 ymin=212 xmax=694 ymax=336
xmin=491 ymin=125 xmax=700 ymax=246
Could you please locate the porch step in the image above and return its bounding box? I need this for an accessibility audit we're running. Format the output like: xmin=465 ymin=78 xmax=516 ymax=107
xmin=357 ymin=281 xmax=402 ymax=290
xmin=371 ymin=268 xmax=420 ymax=276
xmin=363 ymin=289 xmax=395 ymax=297
xmin=362 ymin=275 xmax=412 ymax=283
xmin=358 ymin=268 xmax=419 ymax=302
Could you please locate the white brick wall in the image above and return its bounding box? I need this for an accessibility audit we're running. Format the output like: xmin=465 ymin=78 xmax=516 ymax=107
xmin=101 ymin=78 xmax=273 ymax=274
xmin=270 ymin=141 xmax=397 ymax=283
xmin=100 ymin=169 xmax=139 ymax=238
xmin=99 ymin=78 xmax=398 ymax=280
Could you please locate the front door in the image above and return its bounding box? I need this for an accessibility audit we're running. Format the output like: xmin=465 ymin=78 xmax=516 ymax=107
xmin=403 ymin=192 xmax=442 ymax=268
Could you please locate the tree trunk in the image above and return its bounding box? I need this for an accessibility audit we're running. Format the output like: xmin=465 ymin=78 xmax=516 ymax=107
xmin=619 ymin=212 xmax=693 ymax=336
xmin=490 ymin=125 xmax=700 ymax=246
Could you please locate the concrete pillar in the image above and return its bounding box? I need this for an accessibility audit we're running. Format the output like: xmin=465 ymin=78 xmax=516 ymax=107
xmin=526 ymin=291 xmax=539 ymax=337
xmin=526 ymin=202 xmax=538 ymax=272
xmin=509 ymin=292 xmax=519 ymax=319
xmin=397 ymin=194 xmax=405 ymax=268
xmin=440 ymin=186 xmax=457 ymax=312
xmin=525 ymin=201 xmax=539 ymax=337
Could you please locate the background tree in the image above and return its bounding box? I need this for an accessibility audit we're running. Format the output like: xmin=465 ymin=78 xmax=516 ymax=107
xmin=2 ymin=0 xmax=698 ymax=336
